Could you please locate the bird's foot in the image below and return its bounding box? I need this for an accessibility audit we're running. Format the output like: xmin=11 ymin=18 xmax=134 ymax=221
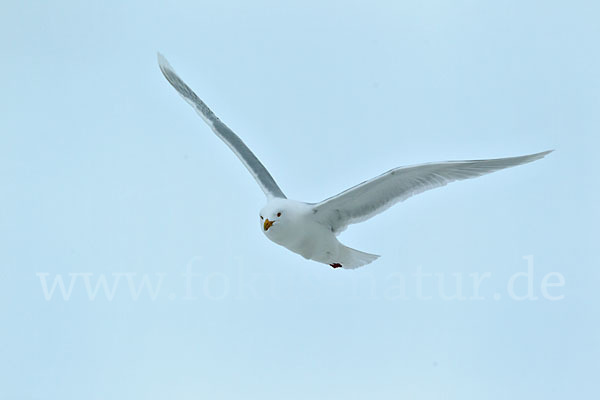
xmin=330 ymin=263 xmax=343 ymax=269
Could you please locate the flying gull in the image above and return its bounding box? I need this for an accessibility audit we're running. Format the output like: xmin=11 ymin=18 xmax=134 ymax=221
xmin=158 ymin=54 xmax=551 ymax=269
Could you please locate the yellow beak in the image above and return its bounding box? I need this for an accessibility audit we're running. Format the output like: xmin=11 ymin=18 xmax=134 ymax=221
xmin=263 ymin=218 xmax=274 ymax=231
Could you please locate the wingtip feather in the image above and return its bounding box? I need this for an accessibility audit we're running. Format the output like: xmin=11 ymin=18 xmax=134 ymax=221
xmin=156 ymin=52 xmax=173 ymax=73
xmin=528 ymin=149 xmax=554 ymax=161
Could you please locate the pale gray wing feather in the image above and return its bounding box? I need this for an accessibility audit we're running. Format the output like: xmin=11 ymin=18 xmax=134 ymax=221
xmin=157 ymin=53 xmax=286 ymax=199
xmin=313 ymin=151 xmax=552 ymax=233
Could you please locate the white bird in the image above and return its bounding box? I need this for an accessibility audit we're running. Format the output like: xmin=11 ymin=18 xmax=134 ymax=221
xmin=158 ymin=54 xmax=551 ymax=269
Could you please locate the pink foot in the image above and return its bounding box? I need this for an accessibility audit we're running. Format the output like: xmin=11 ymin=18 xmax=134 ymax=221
xmin=330 ymin=263 xmax=343 ymax=269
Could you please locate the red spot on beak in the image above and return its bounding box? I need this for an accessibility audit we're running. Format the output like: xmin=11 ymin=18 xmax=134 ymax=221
xmin=263 ymin=218 xmax=274 ymax=231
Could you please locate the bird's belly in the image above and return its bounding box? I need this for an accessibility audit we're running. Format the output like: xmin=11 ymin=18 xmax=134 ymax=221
xmin=269 ymin=222 xmax=336 ymax=261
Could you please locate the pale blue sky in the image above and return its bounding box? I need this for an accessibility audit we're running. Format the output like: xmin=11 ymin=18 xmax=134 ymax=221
xmin=1 ymin=1 xmax=599 ymax=399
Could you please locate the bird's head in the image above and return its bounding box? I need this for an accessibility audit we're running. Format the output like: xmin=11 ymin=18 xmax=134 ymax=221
xmin=259 ymin=205 xmax=285 ymax=235
xmin=259 ymin=199 xmax=304 ymax=237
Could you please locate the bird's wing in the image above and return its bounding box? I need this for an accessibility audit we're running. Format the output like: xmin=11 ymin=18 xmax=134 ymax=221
xmin=157 ymin=53 xmax=286 ymax=199
xmin=312 ymin=151 xmax=552 ymax=233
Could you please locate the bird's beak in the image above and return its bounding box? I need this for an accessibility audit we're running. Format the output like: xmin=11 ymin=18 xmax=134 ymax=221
xmin=263 ymin=218 xmax=274 ymax=231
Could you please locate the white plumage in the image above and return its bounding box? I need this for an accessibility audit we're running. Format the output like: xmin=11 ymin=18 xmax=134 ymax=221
xmin=158 ymin=54 xmax=551 ymax=269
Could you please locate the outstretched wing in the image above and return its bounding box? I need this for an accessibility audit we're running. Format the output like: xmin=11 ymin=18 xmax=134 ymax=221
xmin=157 ymin=53 xmax=286 ymax=199
xmin=312 ymin=151 xmax=552 ymax=233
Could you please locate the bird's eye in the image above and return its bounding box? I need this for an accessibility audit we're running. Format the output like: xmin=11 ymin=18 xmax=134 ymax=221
xmin=260 ymin=216 xmax=263 ymax=220
xmin=277 ymin=212 xmax=282 ymax=217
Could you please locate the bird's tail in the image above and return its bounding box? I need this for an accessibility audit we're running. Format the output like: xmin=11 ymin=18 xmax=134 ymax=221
xmin=337 ymin=244 xmax=380 ymax=269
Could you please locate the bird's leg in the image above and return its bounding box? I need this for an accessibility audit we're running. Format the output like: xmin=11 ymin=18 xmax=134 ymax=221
xmin=330 ymin=263 xmax=343 ymax=269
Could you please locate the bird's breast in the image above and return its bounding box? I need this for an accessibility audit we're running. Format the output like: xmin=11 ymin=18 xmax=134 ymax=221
xmin=266 ymin=218 xmax=335 ymax=260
